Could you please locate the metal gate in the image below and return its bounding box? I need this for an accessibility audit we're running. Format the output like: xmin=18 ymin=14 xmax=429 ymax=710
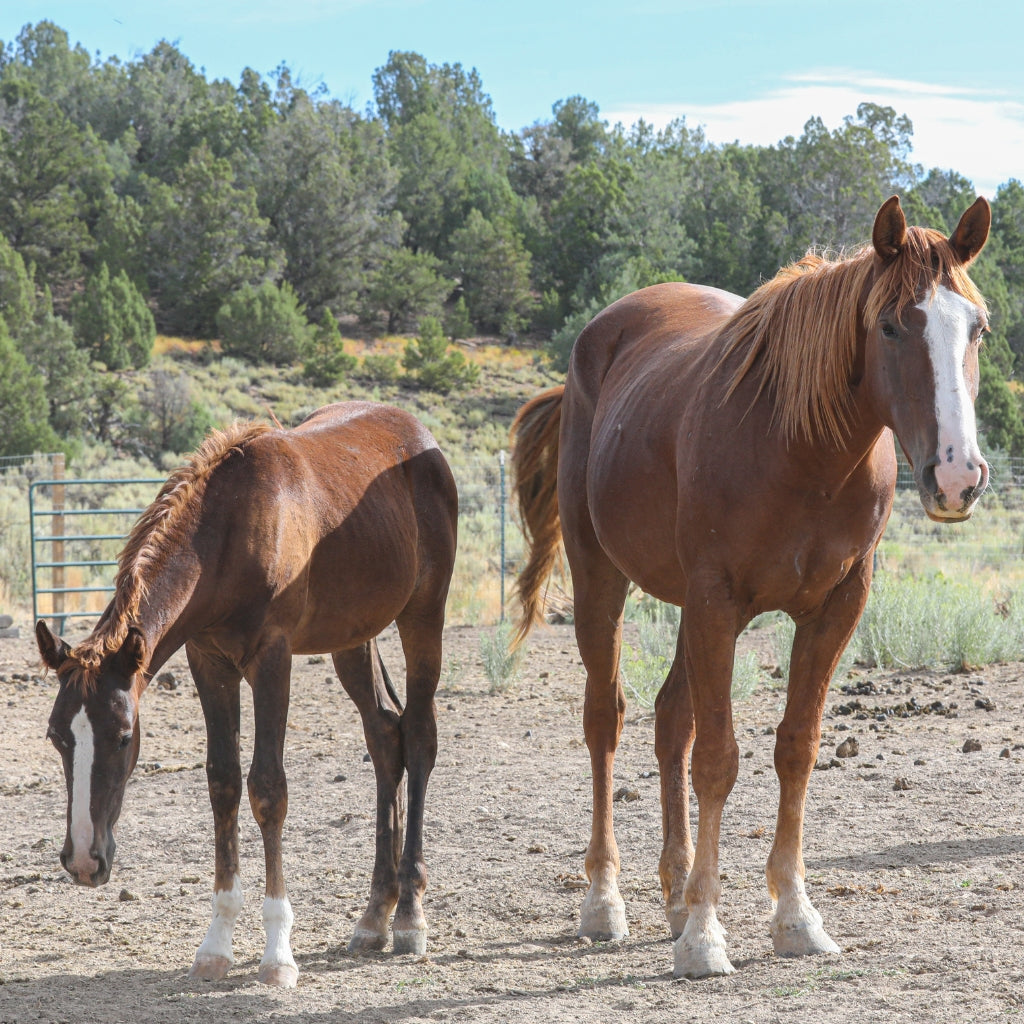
xmin=29 ymin=475 xmax=163 ymax=630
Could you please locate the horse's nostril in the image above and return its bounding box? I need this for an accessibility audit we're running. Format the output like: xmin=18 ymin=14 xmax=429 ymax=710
xmin=920 ymin=460 xmax=940 ymax=498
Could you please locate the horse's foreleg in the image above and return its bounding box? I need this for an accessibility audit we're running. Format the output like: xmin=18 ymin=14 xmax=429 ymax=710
xmin=187 ymin=647 xmax=244 ymax=982
xmin=334 ymin=642 xmax=404 ymax=953
xmin=767 ymin=561 xmax=871 ymax=959
xmin=673 ymin=598 xmax=740 ymax=979
xmin=572 ymin=564 xmax=630 ymax=942
xmin=654 ymin=622 xmax=694 ymax=939
xmin=393 ymin=615 xmax=443 ymax=955
xmin=246 ymin=641 xmax=298 ymax=988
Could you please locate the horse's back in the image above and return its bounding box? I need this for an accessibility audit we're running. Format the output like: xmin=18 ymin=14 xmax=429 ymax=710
xmin=568 ymin=282 xmax=743 ymax=397
xmin=198 ymin=402 xmax=457 ymax=651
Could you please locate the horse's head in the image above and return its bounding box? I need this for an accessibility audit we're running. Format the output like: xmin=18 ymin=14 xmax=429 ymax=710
xmin=864 ymin=195 xmax=991 ymax=522
xmin=37 ymin=620 xmax=146 ymax=887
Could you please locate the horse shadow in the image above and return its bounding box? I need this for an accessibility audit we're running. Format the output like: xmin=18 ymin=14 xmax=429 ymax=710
xmin=807 ymin=833 xmax=1024 ymax=871
xmin=0 ymin=936 xmax=680 ymax=1024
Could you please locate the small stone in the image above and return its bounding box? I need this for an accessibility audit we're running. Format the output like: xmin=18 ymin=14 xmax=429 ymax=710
xmin=155 ymin=672 xmax=177 ymax=690
xmin=307 ymin=655 xmax=325 ymax=665
xmin=999 ymin=748 xmax=1010 ymax=759
xmin=527 ymin=844 xmax=546 ymax=854
xmin=119 ymin=888 xmax=138 ymax=902
xmin=836 ymin=737 xmax=859 ymax=758
xmin=333 ymin=774 xmax=347 ymax=783
xmin=362 ymin=752 xmax=372 ymax=762
xmin=893 ymin=777 xmax=912 ymax=791
xmin=962 ymin=737 xmax=982 ymax=753
xmin=914 ymin=758 xmax=926 ymax=766
xmin=613 ymin=786 xmax=640 ymax=803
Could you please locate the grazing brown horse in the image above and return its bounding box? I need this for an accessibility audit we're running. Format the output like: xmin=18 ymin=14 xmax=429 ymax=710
xmin=37 ymin=402 xmax=458 ymax=987
xmin=511 ymin=197 xmax=990 ymax=978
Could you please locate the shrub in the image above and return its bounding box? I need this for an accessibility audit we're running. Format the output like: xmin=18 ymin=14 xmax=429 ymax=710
xmin=852 ymin=572 xmax=1024 ymax=671
xmin=480 ymin=621 xmax=524 ymax=693
xmin=217 ymin=281 xmax=314 ymax=365
xmin=402 ymin=317 xmax=479 ymax=394
xmin=359 ymin=352 xmax=401 ymax=384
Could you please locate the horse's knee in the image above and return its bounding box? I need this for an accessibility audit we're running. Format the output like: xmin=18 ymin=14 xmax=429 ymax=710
xmin=247 ymin=770 xmax=287 ymax=827
xmin=691 ymin=733 xmax=739 ymax=800
xmin=207 ymin=768 xmax=243 ymax=810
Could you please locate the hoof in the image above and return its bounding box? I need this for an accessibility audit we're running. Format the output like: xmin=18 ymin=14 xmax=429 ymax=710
xmin=258 ymin=962 xmax=299 ymax=988
xmin=579 ymin=889 xmax=629 ymax=942
xmin=673 ymin=935 xmax=736 ymax=979
xmin=771 ymin=920 xmax=840 ymax=957
xmin=348 ymin=927 xmax=388 ymax=954
xmin=393 ymin=928 xmax=427 ymax=955
xmin=188 ymin=954 xmax=232 ymax=982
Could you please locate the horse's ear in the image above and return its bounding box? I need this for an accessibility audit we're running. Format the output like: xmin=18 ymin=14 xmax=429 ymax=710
xmin=36 ymin=620 xmax=71 ymax=671
xmin=112 ymin=627 xmax=148 ymax=684
xmin=872 ymin=195 xmax=907 ymax=260
xmin=949 ymin=196 xmax=991 ymax=265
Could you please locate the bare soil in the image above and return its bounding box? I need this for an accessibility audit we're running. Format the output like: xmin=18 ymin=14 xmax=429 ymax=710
xmin=2 ymin=619 xmax=1023 ymax=1023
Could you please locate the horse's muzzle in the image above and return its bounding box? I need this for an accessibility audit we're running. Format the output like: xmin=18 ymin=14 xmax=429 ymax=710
xmin=61 ymin=841 xmax=113 ymax=887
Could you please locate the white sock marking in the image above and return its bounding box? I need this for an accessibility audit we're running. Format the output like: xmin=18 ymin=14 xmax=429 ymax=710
xmin=261 ymin=896 xmax=297 ymax=971
xmin=195 ymin=876 xmax=244 ymax=964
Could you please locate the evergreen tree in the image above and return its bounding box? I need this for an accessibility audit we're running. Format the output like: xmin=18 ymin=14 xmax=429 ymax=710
xmin=72 ymin=262 xmax=155 ymax=369
xmin=217 ymin=280 xmax=313 ymax=365
xmin=0 ymin=320 xmax=61 ymax=456
xmin=303 ymin=309 xmax=357 ymax=386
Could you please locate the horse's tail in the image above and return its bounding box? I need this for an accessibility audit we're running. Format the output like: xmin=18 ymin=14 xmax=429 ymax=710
xmin=510 ymin=386 xmax=565 ymax=648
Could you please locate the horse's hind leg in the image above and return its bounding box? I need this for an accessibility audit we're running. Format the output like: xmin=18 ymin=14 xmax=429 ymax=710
xmin=571 ymin=552 xmax=631 ymax=941
xmin=333 ymin=640 xmax=404 ymax=953
xmin=392 ymin=606 xmax=445 ymax=955
xmin=654 ymin=621 xmax=695 ymax=939
xmin=767 ymin=561 xmax=870 ymax=959
xmin=186 ymin=645 xmax=245 ymax=982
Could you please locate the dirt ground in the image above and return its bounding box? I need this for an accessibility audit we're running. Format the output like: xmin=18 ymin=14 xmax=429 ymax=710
xmin=1 ymin=617 xmax=1023 ymax=1024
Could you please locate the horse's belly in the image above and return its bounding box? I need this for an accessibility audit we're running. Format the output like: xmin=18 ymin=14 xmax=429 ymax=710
xmin=586 ymin=454 xmax=686 ymax=602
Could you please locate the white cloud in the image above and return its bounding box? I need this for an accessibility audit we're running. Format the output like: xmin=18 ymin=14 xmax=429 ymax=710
xmin=605 ymin=71 xmax=1024 ymax=197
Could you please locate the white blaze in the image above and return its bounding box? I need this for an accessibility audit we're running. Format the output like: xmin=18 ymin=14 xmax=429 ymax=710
xmin=69 ymin=707 xmax=95 ymax=864
xmin=919 ymin=285 xmax=984 ymax=508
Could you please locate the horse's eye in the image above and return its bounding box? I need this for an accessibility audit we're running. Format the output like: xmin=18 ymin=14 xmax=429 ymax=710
xmin=880 ymin=321 xmax=899 ymax=340
xmin=118 ymin=733 xmax=132 ymax=750
xmin=47 ymin=727 xmax=67 ymax=751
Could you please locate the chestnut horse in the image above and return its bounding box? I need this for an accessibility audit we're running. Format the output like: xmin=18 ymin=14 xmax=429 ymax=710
xmin=511 ymin=197 xmax=990 ymax=978
xmin=37 ymin=402 xmax=458 ymax=987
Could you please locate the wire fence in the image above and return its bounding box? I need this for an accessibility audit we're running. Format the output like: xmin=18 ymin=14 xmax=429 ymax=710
xmin=14 ymin=451 xmax=1024 ymax=630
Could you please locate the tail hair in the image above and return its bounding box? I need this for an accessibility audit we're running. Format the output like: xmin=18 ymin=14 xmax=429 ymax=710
xmin=509 ymin=386 xmax=565 ymax=647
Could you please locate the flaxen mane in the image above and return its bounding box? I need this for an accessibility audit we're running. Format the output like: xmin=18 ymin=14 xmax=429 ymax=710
xmin=60 ymin=421 xmax=273 ymax=690
xmin=715 ymin=227 xmax=987 ymax=447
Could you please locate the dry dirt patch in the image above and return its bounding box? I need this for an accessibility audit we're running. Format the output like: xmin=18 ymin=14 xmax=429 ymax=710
xmin=1 ymin=621 xmax=1023 ymax=1023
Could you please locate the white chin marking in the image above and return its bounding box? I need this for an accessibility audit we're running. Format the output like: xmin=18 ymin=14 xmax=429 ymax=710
xmin=69 ymin=707 xmax=95 ymax=869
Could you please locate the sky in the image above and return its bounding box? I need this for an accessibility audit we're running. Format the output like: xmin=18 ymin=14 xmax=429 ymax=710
xmin=3 ymin=0 xmax=1022 ymax=197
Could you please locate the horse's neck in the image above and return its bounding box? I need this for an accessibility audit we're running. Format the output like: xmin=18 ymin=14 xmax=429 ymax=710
xmin=135 ymin=551 xmax=204 ymax=682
